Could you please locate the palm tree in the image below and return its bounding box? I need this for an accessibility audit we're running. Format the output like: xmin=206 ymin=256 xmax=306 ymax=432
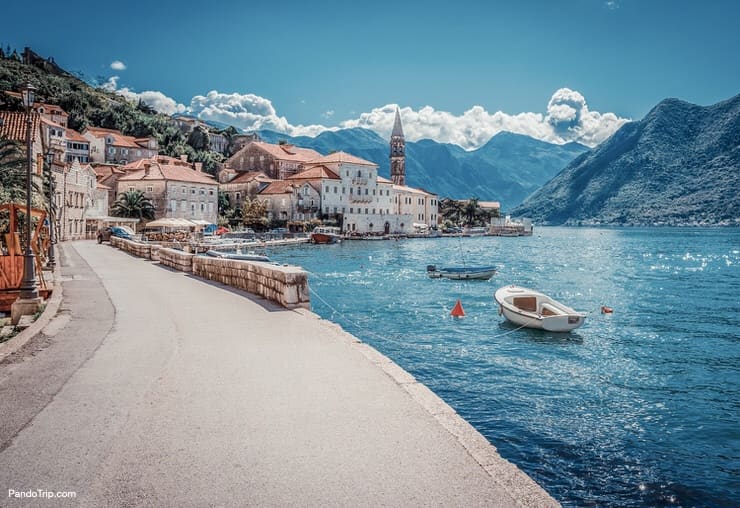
xmin=464 ymin=197 xmax=480 ymax=226
xmin=111 ymin=190 xmax=156 ymax=220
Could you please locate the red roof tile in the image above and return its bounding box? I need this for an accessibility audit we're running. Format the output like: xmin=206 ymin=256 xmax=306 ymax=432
xmin=229 ymin=170 xmax=273 ymax=185
xmin=248 ymin=141 xmax=322 ymax=162
xmin=118 ymin=163 xmax=217 ymax=185
xmin=65 ymin=128 xmax=88 ymax=143
xmin=309 ymin=151 xmax=377 ymax=166
xmin=258 ymin=180 xmax=298 ymax=195
xmin=0 ymin=111 xmax=41 ymax=142
xmin=286 ymin=164 xmax=340 ymax=180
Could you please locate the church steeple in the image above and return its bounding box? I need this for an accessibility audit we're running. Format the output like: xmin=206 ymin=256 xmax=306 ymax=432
xmin=390 ymin=107 xmax=405 ymax=186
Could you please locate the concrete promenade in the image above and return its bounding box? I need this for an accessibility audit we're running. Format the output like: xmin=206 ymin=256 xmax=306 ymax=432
xmin=0 ymin=241 xmax=558 ymax=507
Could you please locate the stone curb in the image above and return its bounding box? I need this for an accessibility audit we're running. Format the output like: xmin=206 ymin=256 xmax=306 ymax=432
xmin=0 ymin=262 xmax=64 ymax=363
xmin=293 ymin=308 xmax=560 ymax=507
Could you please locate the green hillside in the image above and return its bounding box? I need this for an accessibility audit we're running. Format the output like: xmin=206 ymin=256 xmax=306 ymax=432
xmin=0 ymin=48 xmax=225 ymax=173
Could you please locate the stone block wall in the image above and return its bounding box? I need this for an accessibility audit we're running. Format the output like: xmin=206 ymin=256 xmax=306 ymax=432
xmin=157 ymin=248 xmax=195 ymax=273
xmin=193 ymin=256 xmax=310 ymax=310
xmin=108 ymin=242 xmax=310 ymax=309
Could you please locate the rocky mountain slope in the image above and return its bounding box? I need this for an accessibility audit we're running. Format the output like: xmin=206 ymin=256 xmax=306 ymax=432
xmin=512 ymin=94 xmax=740 ymax=225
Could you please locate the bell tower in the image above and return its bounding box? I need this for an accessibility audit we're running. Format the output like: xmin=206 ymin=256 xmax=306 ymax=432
xmin=390 ymin=107 xmax=405 ymax=186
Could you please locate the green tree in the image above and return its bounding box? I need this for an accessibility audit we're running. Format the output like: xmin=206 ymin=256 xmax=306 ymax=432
xmin=187 ymin=126 xmax=210 ymax=151
xmin=463 ymin=197 xmax=480 ymax=226
xmin=111 ymin=190 xmax=155 ymax=220
xmin=0 ymin=138 xmax=27 ymax=204
xmin=217 ymin=191 xmax=230 ymax=216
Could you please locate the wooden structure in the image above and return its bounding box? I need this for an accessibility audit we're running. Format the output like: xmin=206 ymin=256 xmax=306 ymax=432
xmin=0 ymin=203 xmax=51 ymax=311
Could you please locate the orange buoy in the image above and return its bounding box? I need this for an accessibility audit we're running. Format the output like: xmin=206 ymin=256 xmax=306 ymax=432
xmin=601 ymin=306 xmax=613 ymax=314
xmin=451 ymin=299 xmax=465 ymax=317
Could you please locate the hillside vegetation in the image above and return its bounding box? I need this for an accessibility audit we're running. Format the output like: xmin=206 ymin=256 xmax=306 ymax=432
xmin=0 ymin=49 xmax=225 ymax=173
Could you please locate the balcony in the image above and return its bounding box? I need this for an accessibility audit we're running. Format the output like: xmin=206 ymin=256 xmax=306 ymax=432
xmin=349 ymin=194 xmax=373 ymax=203
xmin=351 ymin=177 xmax=368 ymax=185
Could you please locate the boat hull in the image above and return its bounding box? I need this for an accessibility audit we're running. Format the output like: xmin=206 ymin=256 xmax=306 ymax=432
xmin=310 ymin=232 xmax=341 ymax=244
xmin=494 ymin=285 xmax=585 ymax=332
xmin=427 ymin=266 xmax=496 ymax=280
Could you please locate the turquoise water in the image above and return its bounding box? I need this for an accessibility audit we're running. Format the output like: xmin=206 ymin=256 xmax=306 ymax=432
xmin=266 ymin=228 xmax=739 ymax=507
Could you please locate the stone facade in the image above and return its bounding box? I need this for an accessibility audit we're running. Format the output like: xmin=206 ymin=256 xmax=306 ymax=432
xmin=225 ymin=141 xmax=321 ymax=180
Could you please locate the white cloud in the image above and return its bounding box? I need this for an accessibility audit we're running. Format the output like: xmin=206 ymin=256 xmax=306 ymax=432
xmin=186 ymin=90 xmax=331 ymax=137
xmin=110 ymin=60 xmax=127 ymax=71
xmin=605 ymin=1 xmax=619 ymax=10
xmin=101 ymin=76 xmax=187 ymax=115
xmin=335 ymin=89 xmax=629 ymax=148
xmin=100 ymin=81 xmax=629 ymax=149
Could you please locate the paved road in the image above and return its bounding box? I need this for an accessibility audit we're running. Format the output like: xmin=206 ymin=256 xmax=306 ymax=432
xmin=0 ymin=241 xmax=556 ymax=507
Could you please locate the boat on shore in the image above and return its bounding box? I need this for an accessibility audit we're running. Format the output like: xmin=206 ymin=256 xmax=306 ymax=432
xmin=427 ymin=265 xmax=497 ymax=280
xmin=494 ymin=285 xmax=585 ymax=332
xmin=310 ymin=226 xmax=342 ymax=244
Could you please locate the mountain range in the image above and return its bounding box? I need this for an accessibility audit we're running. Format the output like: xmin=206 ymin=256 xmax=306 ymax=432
xmin=512 ymin=94 xmax=740 ymax=225
xmin=258 ymin=128 xmax=588 ymax=209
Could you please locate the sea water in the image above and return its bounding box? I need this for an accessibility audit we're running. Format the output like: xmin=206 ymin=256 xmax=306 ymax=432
xmin=267 ymin=227 xmax=739 ymax=507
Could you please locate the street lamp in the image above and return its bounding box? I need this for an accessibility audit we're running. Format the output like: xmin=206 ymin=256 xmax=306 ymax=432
xmin=19 ymin=83 xmax=39 ymax=300
xmin=45 ymin=149 xmax=56 ymax=269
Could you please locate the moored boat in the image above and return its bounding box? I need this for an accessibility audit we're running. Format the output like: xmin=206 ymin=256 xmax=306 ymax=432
xmin=427 ymin=265 xmax=497 ymax=280
xmin=494 ymin=285 xmax=585 ymax=332
xmin=310 ymin=226 xmax=342 ymax=244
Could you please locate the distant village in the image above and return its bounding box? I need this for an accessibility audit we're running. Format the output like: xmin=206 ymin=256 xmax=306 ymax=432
xmin=0 ymin=93 xmax=465 ymax=238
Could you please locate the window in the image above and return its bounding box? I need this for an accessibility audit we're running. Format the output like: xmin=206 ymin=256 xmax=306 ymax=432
xmin=182 ymin=186 xmax=187 ymax=194
xmin=200 ymin=203 xmax=205 ymax=212
xmin=128 ymin=186 xmax=134 ymax=192
xmin=181 ymin=200 xmax=187 ymax=211
xmin=146 ymin=186 xmax=153 ymax=192
xmin=200 ymin=188 xmax=205 ymax=195
xmin=342 ymin=187 xmax=345 ymax=194
xmin=170 ymin=200 xmax=177 ymax=211
xmin=209 ymin=189 xmax=214 ymax=196
xmin=357 ymin=170 xmax=362 ymax=177
xmin=325 ymin=186 xmax=330 ymax=193
xmin=334 ymin=186 xmax=338 ymax=193
xmin=365 ymin=189 xmax=368 ymax=195
xmin=350 ymin=208 xmax=353 ymax=214
xmin=191 ymin=187 xmax=196 ymax=194
xmin=365 ymin=208 xmax=368 ymax=214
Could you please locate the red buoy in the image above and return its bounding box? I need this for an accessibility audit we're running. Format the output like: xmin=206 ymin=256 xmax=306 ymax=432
xmin=451 ymin=299 xmax=465 ymax=318
xmin=601 ymin=306 xmax=613 ymax=314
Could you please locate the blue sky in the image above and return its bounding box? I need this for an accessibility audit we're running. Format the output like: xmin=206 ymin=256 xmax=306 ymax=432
xmin=2 ymin=0 xmax=738 ymax=148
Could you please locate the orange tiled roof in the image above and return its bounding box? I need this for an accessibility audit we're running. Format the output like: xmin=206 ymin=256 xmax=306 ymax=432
xmin=66 ymin=128 xmax=88 ymax=143
xmin=229 ymin=170 xmax=273 ymax=185
xmin=286 ymin=164 xmax=340 ymax=180
xmin=85 ymin=127 xmax=153 ymax=149
xmin=122 ymin=155 xmax=186 ymax=170
xmin=118 ymin=163 xmax=217 ymax=185
xmin=0 ymin=111 xmax=41 ymax=142
xmin=40 ymin=116 xmax=65 ymax=130
xmin=249 ymin=141 xmax=322 ymax=162
xmin=309 ymin=151 xmax=377 ymax=166
xmin=258 ymin=180 xmax=298 ymax=195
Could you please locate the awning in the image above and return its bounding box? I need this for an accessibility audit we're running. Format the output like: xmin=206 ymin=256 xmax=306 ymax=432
xmin=189 ymin=219 xmax=214 ymax=226
xmin=145 ymin=218 xmax=197 ymax=228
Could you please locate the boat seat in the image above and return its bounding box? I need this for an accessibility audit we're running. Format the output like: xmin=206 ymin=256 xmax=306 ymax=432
xmin=512 ymin=296 xmax=537 ymax=312
xmin=539 ymin=303 xmax=562 ymax=316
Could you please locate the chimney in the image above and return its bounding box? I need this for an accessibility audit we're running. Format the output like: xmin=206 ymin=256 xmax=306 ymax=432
xmin=180 ymin=154 xmax=188 ymax=163
xmin=194 ymin=162 xmax=203 ymax=173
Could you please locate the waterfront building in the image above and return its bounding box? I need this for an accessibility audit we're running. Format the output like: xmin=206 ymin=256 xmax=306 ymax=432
xmin=219 ymin=170 xmax=273 ymax=211
xmin=57 ymin=161 xmax=96 ymax=241
xmin=39 ymin=116 xmax=66 ymax=164
xmin=392 ymin=184 xmax=439 ymax=229
xmin=65 ymin=128 xmax=91 ymax=164
xmin=116 ymin=156 xmax=218 ymax=224
xmin=83 ymin=127 xmax=158 ymax=164
xmin=285 ymin=165 xmax=340 ymax=222
xmin=224 ymin=141 xmax=322 ymax=180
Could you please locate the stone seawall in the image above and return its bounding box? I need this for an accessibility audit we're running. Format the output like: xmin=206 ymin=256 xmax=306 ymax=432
xmin=107 ymin=240 xmax=310 ymax=310
xmin=193 ymin=256 xmax=309 ymax=310
xmin=157 ymin=248 xmax=195 ymax=273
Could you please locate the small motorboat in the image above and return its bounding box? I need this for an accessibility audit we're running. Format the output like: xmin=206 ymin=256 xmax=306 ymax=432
xmin=427 ymin=265 xmax=497 ymax=280
xmin=494 ymin=285 xmax=586 ymax=332
xmin=205 ymin=250 xmax=271 ymax=262
xmin=310 ymin=226 xmax=342 ymax=244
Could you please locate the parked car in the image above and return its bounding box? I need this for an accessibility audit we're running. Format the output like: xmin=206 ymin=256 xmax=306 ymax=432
xmin=97 ymin=226 xmax=135 ymax=243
